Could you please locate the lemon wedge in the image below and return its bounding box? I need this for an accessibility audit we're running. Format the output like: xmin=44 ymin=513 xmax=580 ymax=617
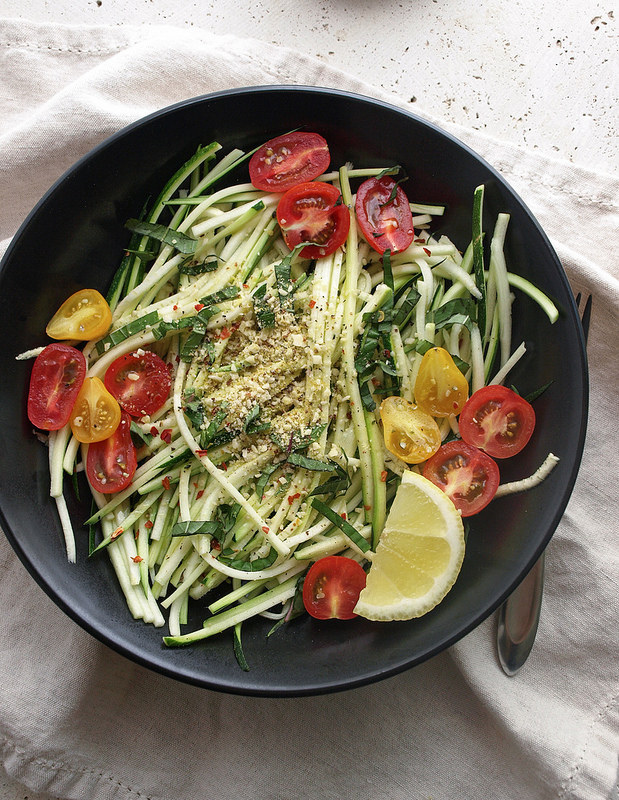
xmin=354 ymin=470 xmax=465 ymax=621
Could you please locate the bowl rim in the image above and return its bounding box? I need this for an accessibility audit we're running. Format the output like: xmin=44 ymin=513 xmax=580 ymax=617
xmin=0 ymin=85 xmax=589 ymax=696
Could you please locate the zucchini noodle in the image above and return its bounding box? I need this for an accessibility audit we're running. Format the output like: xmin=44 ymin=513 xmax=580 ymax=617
xmin=30 ymin=140 xmax=560 ymax=654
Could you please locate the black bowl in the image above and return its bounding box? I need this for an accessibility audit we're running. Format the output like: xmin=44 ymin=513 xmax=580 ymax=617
xmin=0 ymin=86 xmax=588 ymax=696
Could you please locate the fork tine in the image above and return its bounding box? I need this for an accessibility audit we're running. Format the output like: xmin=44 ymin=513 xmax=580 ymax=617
xmin=580 ymin=294 xmax=592 ymax=346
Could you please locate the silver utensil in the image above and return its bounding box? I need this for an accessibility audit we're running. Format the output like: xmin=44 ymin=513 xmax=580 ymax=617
xmin=497 ymin=292 xmax=592 ymax=675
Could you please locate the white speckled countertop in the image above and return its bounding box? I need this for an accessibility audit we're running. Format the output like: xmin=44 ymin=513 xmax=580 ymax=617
xmin=0 ymin=1 xmax=616 ymax=798
xmin=5 ymin=0 xmax=617 ymax=176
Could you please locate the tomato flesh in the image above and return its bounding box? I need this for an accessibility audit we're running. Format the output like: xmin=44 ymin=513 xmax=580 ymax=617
xmin=355 ymin=176 xmax=415 ymax=254
xmin=104 ymin=350 xmax=171 ymax=418
xmin=379 ymin=395 xmax=441 ymax=464
xmin=86 ymin=410 xmax=137 ymax=493
xmin=423 ymin=440 xmax=500 ymax=516
xmin=277 ymin=181 xmax=350 ymax=259
xmin=249 ymin=132 xmax=330 ymax=192
xmin=303 ymin=555 xmax=367 ymax=620
xmin=27 ymin=343 xmax=87 ymax=430
xmin=70 ymin=376 xmax=121 ymax=443
xmin=414 ymin=346 xmax=469 ymax=418
xmin=46 ymin=289 xmax=112 ymax=341
xmin=459 ymin=384 xmax=535 ymax=458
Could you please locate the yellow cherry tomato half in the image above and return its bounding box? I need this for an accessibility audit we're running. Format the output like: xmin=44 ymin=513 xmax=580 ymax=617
xmin=414 ymin=346 xmax=469 ymax=418
xmin=69 ymin=376 xmax=121 ymax=443
xmin=379 ymin=396 xmax=442 ymax=464
xmin=46 ymin=289 xmax=112 ymax=341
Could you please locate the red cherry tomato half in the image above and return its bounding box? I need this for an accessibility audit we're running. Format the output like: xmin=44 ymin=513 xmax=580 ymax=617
xmin=459 ymin=384 xmax=536 ymax=459
xmin=249 ymin=131 xmax=330 ymax=192
xmin=422 ymin=440 xmax=500 ymax=517
xmin=302 ymin=555 xmax=367 ymax=620
xmin=355 ymin=176 xmax=415 ymax=254
xmin=104 ymin=350 xmax=171 ymax=418
xmin=86 ymin=410 xmax=137 ymax=494
xmin=277 ymin=181 xmax=350 ymax=259
xmin=27 ymin=343 xmax=86 ymax=430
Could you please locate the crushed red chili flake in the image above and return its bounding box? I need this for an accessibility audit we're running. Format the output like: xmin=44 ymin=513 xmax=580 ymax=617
xmin=423 ymin=247 xmax=432 ymax=256
xmin=196 ymin=449 xmax=209 ymax=457
xmin=131 ymin=555 xmax=143 ymax=563
xmin=173 ymin=304 xmax=179 ymax=310
xmin=144 ymin=520 xmax=154 ymax=529
xmin=340 ymin=512 xmax=347 ymax=520
xmin=261 ymin=526 xmax=270 ymax=534
xmin=161 ymin=476 xmax=171 ymax=491
xmin=111 ymin=526 xmax=123 ymax=540
xmin=380 ymin=470 xmax=388 ymax=482
xmin=160 ymin=428 xmax=172 ymax=443
xmin=196 ymin=489 xmax=204 ymax=499
xmin=287 ymin=492 xmax=301 ymax=505
xmin=242 ymin=283 xmax=249 ymax=289
xmin=220 ymin=462 xmax=228 ymax=471
xmin=220 ymin=327 xmax=231 ymax=340
xmin=150 ymin=426 xmax=159 ymax=437
xmin=309 ymin=299 xmax=316 ymax=308
xmin=364 ymin=504 xmax=372 ymax=511
xmin=194 ymin=302 xmax=205 ymax=311
xmin=211 ymin=540 xmax=221 ymax=550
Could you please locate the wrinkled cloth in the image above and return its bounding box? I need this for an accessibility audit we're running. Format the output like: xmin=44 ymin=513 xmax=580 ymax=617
xmin=0 ymin=18 xmax=617 ymax=800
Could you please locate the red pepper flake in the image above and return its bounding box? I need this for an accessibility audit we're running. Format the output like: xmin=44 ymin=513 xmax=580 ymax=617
xmin=221 ymin=462 xmax=228 ymax=471
xmin=309 ymin=299 xmax=316 ymax=308
xmin=161 ymin=476 xmax=171 ymax=491
xmin=380 ymin=470 xmax=388 ymax=482
xmin=364 ymin=504 xmax=372 ymax=511
xmin=261 ymin=526 xmax=270 ymax=534
xmin=194 ymin=303 xmax=205 ymax=311
xmin=111 ymin=526 xmax=124 ymax=540
xmin=173 ymin=304 xmax=179 ymax=311
xmin=371 ymin=378 xmax=381 ymax=387
xmin=144 ymin=520 xmax=154 ymax=530
xmin=423 ymin=247 xmax=432 ymax=256
xmin=196 ymin=449 xmax=209 ymax=457
xmin=242 ymin=283 xmax=249 ymax=289
xmin=160 ymin=428 xmax=172 ymax=443
xmin=196 ymin=489 xmax=204 ymax=499
xmin=340 ymin=512 xmax=347 ymax=520
xmin=131 ymin=555 xmax=143 ymax=563
xmin=287 ymin=492 xmax=301 ymax=505
xmin=220 ymin=327 xmax=231 ymax=340
xmin=414 ymin=238 xmax=426 ymax=244
xmin=211 ymin=540 xmax=221 ymax=550
xmin=150 ymin=426 xmax=159 ymax=437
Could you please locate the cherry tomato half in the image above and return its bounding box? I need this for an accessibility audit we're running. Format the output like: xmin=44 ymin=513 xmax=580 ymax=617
xmin=27 ymin=343 xmax=87 ymax=430
xmin=355 ymin=176 xmax=415 ymax=254
xmin=104 ymin=350 xmax=171 ymax=418
xmin=46 ymin=289 xmax=112 ymax=341
xmin=380 ymin=396 xmax=442 ymax=464
xmin=303 ymin=555 xmax=367 ymax=620
xmin=277 ymin=181 xmax=350 ymax=259
xmin=69 ymin=376 xmax=121 ymax=443
xmin=249 ymin=131 xmax=330 ymax=193
xmin=422 ymin=440 xmax=500 ymax=517
xmin=459 ymin=384 xmax=536 ymax=459
xmin=86 ymin=410 xmax=137 ymax=493
xmin=414 ymin=346 xmax=469 ymax=418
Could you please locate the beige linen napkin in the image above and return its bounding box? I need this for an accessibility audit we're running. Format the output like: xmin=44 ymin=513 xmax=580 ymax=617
xmin=1 ymin=19 xmax=617 ymax=800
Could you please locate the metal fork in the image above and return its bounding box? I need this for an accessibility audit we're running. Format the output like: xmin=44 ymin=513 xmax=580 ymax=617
xmin=496 ymin=292 xmax=592 ymax=675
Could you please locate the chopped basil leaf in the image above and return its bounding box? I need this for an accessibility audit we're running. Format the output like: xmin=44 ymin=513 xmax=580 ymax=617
xmin=311 ymin=498 xmax=371 ymax=553
xmin=125 ymin=219 xmax=198 ymax=254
